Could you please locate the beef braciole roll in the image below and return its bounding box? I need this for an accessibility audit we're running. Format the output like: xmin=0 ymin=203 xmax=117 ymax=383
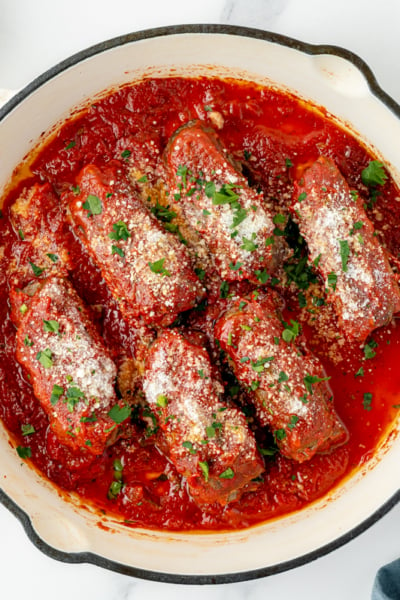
xmin=164 ymin=120 xmax=280 ymax=284
xmin=66 ymin=163 xmax=204 ymax=327
xmin=214 ymin=292 xmax=347 ymax=462
xmin=291 ymin=156 xmax=400 ymax=342
xmin=14 ymin=276 xmax=128 ymax=454
xmin=142 ymin=329 xmax=264 ymax=506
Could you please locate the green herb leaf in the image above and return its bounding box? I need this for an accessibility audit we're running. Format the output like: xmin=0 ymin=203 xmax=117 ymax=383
xmin=363 ymin=392 xmax=373 ymax=411
xmin=361 ymin=161 xmax=388 ymax=187
xmin=285 ymin=158 xmax=293 ymax=168
xmin=251 ymin=356 xmax=274 ymax=373
xmin=112 ymin=245 xmax=125 ymax=258
xmin=282 ymin=319 xmax=300 ymax=343
xmin=36 ymin=348 xmax=53 ymax=368
xmin=137 ymin=174 xmax=148 ymax=183
xmin=220 ymin=281 xmax=230 ymax=299
xmin=121 ymin=149 xmax=131 ymax=160
xmin=199 ymin=460 xmax=209 ymax=482
xmin=43 ymin=319 xmax=60 ymax=335
xmin=64 ymin=140 xmax=76 ymax=150
xmin=21 ymin=424 xmax=35 ymax=436
xmin=339 ymin=239 xmax=350 ymax=272
xmin=327 ymin=272 xmax=337 ymax=291
xmin=273 ymin=213 xmax=286 ymax=225
xmin=156 ymin=394 xmax=168 ymax=408
xmin=151 ymin=202 xmax=177 ymax=222
xmin=23 ymin=335 xmax=33 ymax=347
xmin=274 ymin=428 xmax=287 ymax=441
xmin=16 ymin=446 xmax=31 ymax=459
xmin=219 ymin=467 xmax=234 ymax=479
xmin=364 ymin=340 xmax=378 ymax=359
xmin=254 ymin=269 xmax=270 ymax=284
xmin=109 ymin=220 xmax=131 ymax=241
xmin=148 ymin=257 xmax=171 ymax=277
xmin=83 ymin=194 xmax=102 ymax=217
xmin=241 ymin=233 xmax=258 ymax=252
xmin=108 ymin=404 xmax=132 ymax=424
xmin=50 ymin=384 xmax=64 ymax=405
xmin=278 ymin=371 xmax=289 ymax=383
xmin=46 ymin=253 xmax=59 ymax=263
xmin=303 ymin=373 xmax=330 ymax=395
xmin=287 ymin=415 xmax=299 ymax=430
xmin=29 ymin=262 xmax=44 ymax=277
xmin=297 ymin=192 xmax=307 ymax=203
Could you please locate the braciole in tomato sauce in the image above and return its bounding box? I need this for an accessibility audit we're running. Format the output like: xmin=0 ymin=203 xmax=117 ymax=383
xmin=0 ymin=77 xmax=399 ymax=531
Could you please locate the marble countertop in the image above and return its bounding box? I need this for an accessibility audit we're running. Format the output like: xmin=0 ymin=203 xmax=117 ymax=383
xmin=0 ymin=1 xmax=399 ymax=598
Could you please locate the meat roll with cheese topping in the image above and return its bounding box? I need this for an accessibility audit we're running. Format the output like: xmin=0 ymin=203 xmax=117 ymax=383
xmin=164 ymin=120 xmax=277 ymax=283
xmin=214 ymin=292 xmax=347 ymax=462
xmin=66 ymin=163 xmax=204 ymax=327
xmin=291 ymin=156 xmax=400 ymax=342
xmin=14 ymin=277 xmax=126 ymax=454
xmin=143 ymin=329 xmax=264 ymax=506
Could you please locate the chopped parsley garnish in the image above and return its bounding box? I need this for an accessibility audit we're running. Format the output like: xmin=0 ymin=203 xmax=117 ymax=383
xmin=64 ymin=140 xmax=76 ymax=150
xmin=43 ymin=319 xmax=60 ymax=335
xmin=199 ymin=460 xmax=209 ymax=482
xmin=350 ymin=221 xmax=364 ymax=235
xmin=80 ymin=414 xmax=98 ymax=423
xmin=287 ymin=415 xmax=299 ymax=430
xmin=239 ymin=301 xmax=247 ymax=311
xmin=220 ymin=281 xmax=230 ymax=299
xmin=244 ymin=149 xmax=252 ymax=160
xmin=355 ymin=367 xmax=364 ymax=377
xmin=108 ymin=480 xmax=123 ymax=499
xmin=148 ymin=258 xmax=171 ymax=277
xmin=109 ymin=220 xmax=131 ymax=241
xmin=364 ymin=339 xmax=378 ymax=359
xmin=229 ymin=261 xmax=243 ymax=271
xmin=65 ymin=386 xmax=85 ymax=412
xmin=339 ymin=240 xmax=350 ymax=272
xmin=273 ymin=213 xmax=286 ymax=225
xmin=36 ymin=348 xmax=53 ymax=368
xmin=194 ymin=267 xmax=206 ymax=280
xmin=241 ymin=233 xmax=258 ymax=252
xmin=285 ymin=158 xmax=293 ymax=168
xmin=251 ymin=356 xmax=274 ymax=373
xmin=231 ymin=206 xmax=248 ymax=228
xmin=151 ymin=201 xmax=177 ymax=222
xmin=108 ymin=404 xmax=132 ymax=424
xmin=254 ymin=269 xmax=270 ymax=284
xmin=274 ymin=428 xmax=287 ymax=441
xmin=182 ymin=440 xmax=197 ymax=455
xmin=111 ymin=245 xmax=125 ymax=258
xmin=29 ymin=262 xmax=44 ymax=277
xmin=361 ymin=160 xmax=388 ymax=187
xmin=83 ymin=194 xmax=102 ymax=217
xmin=50 ymin=384 xmax=64 ymax=405
xmin=219 ymin=467 xmax=234 ymax=479
xmin=250 ymin=380 xmax=260 ymax=391
xmin=46 ymin=253 xmax=59 ymax=263
xmin=204 ymin=105 xmax=213 ymax=112
xmin=137 ymin=174 xmax=148 ymax=183
xmin=211 ymin=183 xmax=240 ymax=206
xmin=327 ymin=272 xmax=337 ymax=291
xmin=284 ymin=255 xmax=317 ymax=290
xmin=297 ymin=192 xmax=307 ymax=203
xmin=363 ymin=392 xmax=373 ymax=411
xmin=177 ymin=164 xmax=189 ymax=187
xmin=265 ymin=236 xmax=274 ymax=247
xmin=18 ymin=229 xmax=25 ymax=240
xmin=121 ymin=149 xmax=131 ymax=160
xmin=156 ymin=394 xmax=168 ymax=408
xmin=278 ymin=371 xmax=289 ymax=383
xmin=298 ymin=292 xmax=307 ymax=308
xmin=282 ymin=320 xmax=300 ymax=344
xmin=23 ymin=335 xmax=33 ymax=347
xmin=303 ymin=374 xmax=331 ymax=395
xmin=16 ymin=446 xmax=31 ymax=459
xmin=21 ymin=424 xmax=35 ymax=436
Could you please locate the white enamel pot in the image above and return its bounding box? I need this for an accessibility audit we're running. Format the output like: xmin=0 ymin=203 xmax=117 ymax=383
xmin=0 ymin=24 xmax=399 ymax=584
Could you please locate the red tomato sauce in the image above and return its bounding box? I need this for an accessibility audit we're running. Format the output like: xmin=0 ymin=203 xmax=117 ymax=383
xmin=0 ymin=77 xmax=399 ymax=531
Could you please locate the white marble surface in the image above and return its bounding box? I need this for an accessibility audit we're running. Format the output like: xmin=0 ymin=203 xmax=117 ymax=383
xmin=0 ymin=1 xmax=400 ymax=598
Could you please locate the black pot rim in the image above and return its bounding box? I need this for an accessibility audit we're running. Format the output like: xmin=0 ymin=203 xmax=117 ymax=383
xmin=0 ymin=23 xmax=399 ymax=585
